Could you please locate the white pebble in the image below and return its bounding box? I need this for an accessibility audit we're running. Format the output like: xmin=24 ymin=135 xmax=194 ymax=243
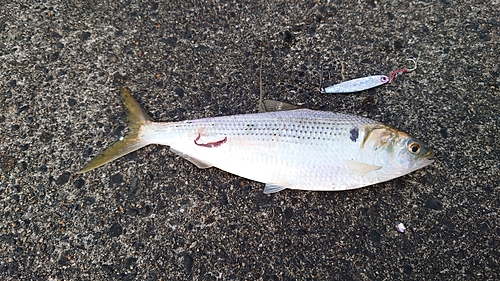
xmin=396 ymin=222 xmax=406 ymax=233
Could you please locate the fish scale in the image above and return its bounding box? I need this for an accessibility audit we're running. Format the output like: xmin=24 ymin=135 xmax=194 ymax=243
xmin=78 ymin=88 xmax=434 ymax=194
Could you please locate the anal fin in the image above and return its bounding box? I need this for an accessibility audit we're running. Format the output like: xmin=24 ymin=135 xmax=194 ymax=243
xmin=170 ymin=148 xmax=213 ymax=169
xmin=263 ymin=183 xmax=287 ymax=194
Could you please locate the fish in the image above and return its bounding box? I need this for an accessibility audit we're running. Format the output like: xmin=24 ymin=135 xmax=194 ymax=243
xmin=77 ymin=87 xmax=434 ymax=194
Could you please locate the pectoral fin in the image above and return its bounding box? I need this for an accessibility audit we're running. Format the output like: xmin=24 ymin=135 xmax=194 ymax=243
xmin=344 ymin=160 xmax=382 ymax=176
xmin=169 ymin=148 xmax=213 ymax=169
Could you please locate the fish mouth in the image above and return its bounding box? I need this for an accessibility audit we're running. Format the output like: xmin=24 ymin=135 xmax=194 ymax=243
xmin=412 ymin=149 xmax=434 ymax=170
xmin=422 ymin=149 xmax=435 ymax=161
xmin=421 ymin=150 xmax=435 ymax=168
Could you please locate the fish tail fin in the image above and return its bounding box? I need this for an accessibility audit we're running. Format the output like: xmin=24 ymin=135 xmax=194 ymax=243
xmin=76 ymin=87 xmax=154 ymax=174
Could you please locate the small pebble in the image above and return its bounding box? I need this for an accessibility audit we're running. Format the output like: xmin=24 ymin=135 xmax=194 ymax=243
xmin=396 ymin=222 xmax=406 ymax=233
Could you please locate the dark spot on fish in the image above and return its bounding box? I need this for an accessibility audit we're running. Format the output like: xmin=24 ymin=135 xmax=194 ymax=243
xmin=349 ymin=127 xmax=359 ymax=142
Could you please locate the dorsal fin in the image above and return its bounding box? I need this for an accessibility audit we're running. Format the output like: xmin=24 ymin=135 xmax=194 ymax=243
xmin=257 ymin=60 xmax=301 ymax=113
xmin=261 ymin=100 xmax=301 ymax=112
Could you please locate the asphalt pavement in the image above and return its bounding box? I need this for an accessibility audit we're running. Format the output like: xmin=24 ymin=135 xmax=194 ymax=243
xmin=0 ymin=1 xmax=499 ymax=280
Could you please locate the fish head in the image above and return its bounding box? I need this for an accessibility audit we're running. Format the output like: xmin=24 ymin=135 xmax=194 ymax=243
xmin=392 ymin=134 xmax=434 ymax=174
xmin=362 ymin=125 xmax=434 ymax=175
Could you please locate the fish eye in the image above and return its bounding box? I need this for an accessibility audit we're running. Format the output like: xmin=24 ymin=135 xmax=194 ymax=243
xmin=408 ymin=142 xmax=421 ymax=154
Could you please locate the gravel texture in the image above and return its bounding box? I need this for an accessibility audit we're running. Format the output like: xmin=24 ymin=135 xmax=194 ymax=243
xmin=1 ymin=1 xmax=499 ymax=280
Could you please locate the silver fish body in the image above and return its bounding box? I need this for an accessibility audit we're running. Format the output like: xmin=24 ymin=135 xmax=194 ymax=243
xmin=78 ymin=88 xmax=434 ymax=194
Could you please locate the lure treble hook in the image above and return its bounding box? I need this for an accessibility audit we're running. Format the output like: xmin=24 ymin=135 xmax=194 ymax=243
xmin=389 ymin=53 xmax=420 ymax=83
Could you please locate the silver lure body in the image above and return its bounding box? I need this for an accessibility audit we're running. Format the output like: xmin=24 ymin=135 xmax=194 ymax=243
xmin=322 ymin=75 xmax=390 ymax=94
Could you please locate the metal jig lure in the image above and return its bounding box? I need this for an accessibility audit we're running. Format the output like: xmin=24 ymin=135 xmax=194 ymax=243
xmin=321 ymin=56 xmax=419 ymax=94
